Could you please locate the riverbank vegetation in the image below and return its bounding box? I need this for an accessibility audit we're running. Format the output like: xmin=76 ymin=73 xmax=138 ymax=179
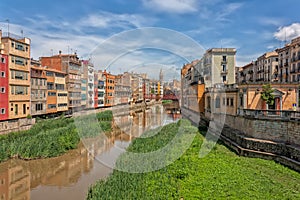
xmin=87 ymin=119 xmax=300 ymax=199
xmin=0 ymin=110 xmax=113 ymax=162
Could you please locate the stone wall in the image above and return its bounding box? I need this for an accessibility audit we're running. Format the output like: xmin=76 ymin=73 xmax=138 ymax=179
xmin=0 ymin=118 xmax=36 ymax=135
xmin=182 ymin=107 xmax=300 ymax=171
xmin=218 ymin=113 xmax=300 ymax=146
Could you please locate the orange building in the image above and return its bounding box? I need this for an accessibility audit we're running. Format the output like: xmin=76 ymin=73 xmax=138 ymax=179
xmin=44 ymin=68 xmax=68 ymax=114
xmin=41 ymin=52 xmax=81 ymax=112
xmin=103 ymin=71 xmax=115 ymax=107
xmin=1 ymin=31 xmax=31 ymax=119
xmin=238 ymin=83 xmax=298 ymax=111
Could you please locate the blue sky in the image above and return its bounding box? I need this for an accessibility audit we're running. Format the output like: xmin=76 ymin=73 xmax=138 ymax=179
xmin=1 ymin=0 xmax=300 ymax=80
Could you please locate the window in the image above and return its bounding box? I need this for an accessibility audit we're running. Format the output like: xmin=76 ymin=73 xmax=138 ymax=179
xmin=0 ymin=87 xmax=5 ymax=93
xmin=46 ymin=71 xmax=54 ymax=76
xmin=47 ymin=82 xmax=54 ymax=90
xmin=35 ymin=103 xmax=43 ymax=111
xmin=23 ymin=104 xmax=26 ymax=115
xmin=0 ymin=71 xmax=5 ymax=77
xmin=58 ymin=103 xmax=67 ymax=107
xmin=15 ymin=57 xmax=25 ymax=66
xmin=222 ymin=56 xmax=227 ymax=62
xmin=222 ymin=65 xmax=226 ymax=72
xmin=48 ymin=104 xmax=56 ymax=109
xmin=223 ymin=76 xmax=227 ymax=82
xmin=11 ymin=42 xmax=14 ymax=47
xmin=215 ymin=97 xmax=220 ymax=108
xmin=15 ymin=104 xmax=18 ymax=115
xmin=48 ymin=92 xmax=56 ymax=96
xmin=15 ymin=42 xmax=25 ymax=51
xmin=230 ymin=98 xmax=234 ymax=106
xmin=1 ymin=57 xmax=5 ymax=63
xmin=0 ymin=108 xmax=5 ymax=114
xmin=55 ymin=84 xmax=64 ymax=90
xmin=58 ymin=93 xmax=67 ymax=97
xmin=240 ymin=94 xmax=243 ymax=107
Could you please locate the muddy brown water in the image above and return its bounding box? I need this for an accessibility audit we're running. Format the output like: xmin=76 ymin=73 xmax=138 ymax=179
xmin=0 ymin=105 xmax=180 ymax=200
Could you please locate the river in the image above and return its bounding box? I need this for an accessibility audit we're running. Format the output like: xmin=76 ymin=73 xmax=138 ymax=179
xmin=0 ymin=104 xmax=181 ymax=200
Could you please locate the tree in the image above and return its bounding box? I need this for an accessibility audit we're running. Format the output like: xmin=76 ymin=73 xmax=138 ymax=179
xmin=261 ymin=84 xmax=275 ymax=108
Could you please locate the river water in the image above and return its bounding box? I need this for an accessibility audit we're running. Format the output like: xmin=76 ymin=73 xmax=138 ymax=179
xmin=0 ymin=104 xmax=180 ymax=200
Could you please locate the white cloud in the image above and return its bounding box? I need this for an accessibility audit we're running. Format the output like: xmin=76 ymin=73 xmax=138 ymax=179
xmin=274 ymin=23 xmax=300 ymax=41
xmin=5 ymin=12 xmax=156 ymax=60
xmin=79 ymin=12 xmax=153 ymax=29
xmin=216 ymin=3 xmax=243 ymax=22
xmin=259 ymin=17 xmax=285 ymax=27
xmin=142 ymin=0 xmax=198 ymax=14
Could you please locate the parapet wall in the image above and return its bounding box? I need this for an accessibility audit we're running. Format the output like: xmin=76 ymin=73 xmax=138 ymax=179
xmin=0 ymin=118 xmax=36 ymax=135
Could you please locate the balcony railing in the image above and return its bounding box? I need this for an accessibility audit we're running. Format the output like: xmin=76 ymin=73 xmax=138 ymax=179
xmin=238 ymin=109 xmax=300 ymax=120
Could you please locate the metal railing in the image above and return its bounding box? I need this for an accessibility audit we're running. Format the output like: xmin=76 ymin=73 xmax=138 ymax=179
xmin=238 ymin=108 xmax=300 ymax=120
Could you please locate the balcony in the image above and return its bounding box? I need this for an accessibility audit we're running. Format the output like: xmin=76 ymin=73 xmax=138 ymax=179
xmin=220 ymin=70 xmax=228 ymax=75
xmin=291 ymin=69 xmax=296 ymax=73
xmin=284 ymin=62 xmax=288 ymax=66
xmin=221 ymin=60 xmax=227 ymax=64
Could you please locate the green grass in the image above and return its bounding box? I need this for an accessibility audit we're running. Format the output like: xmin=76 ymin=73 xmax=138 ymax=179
xmin=0 ymin=110 xmax=113 ymax=162
xmin=87 ymin=119 xmax=300 ymax=200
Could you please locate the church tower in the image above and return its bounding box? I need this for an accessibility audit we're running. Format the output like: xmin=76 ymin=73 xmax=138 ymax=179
xmin=159 ymin=68 xmax=163 ymax=84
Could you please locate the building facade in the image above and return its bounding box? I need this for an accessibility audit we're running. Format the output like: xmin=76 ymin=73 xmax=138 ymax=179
xmin=0 ymin=53 xmax=8 ymax=121
xmin=95 ymin=70 xmax=105 ymax=108
xmin=82 ymin=60 xmax=94 ymax=109
xmin=44 ymin=68 xmax=68 ymax=114
xmin=103 ymin=71 xmax=115 ymax=107
xmin=41 ymin=52 xmax=82 ymax=112
xmin=30 ymin=59 xmax=47 ymax=116
xmin=1 ymin=31 xmax=31 ymax=119
xmin=202 ymin=48 xmax=236 ymax=88
xmin=115 ymin=74 xmax=132 ymax=105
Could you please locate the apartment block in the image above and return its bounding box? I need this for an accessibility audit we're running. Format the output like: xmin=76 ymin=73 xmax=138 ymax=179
xmin=45 ymin=68 xmax=68 ymax=114
xmin=41 ymin=52 xmax=82 ymax=112
xmin=1 ymin=31 xmax=31 ymax=119
xmin=181 ymin=60 xmax=205 ymax=113
xmin=115 ymin=74 xmax=132 ymax=105
xmin=290 ymin=36 xmax=300 ymax=82
xmin=277 ymin=38 xmax=300 ymax=83
xmin=202 ymin=48 xmax=236 ymax=87
xmin=132 ymin=74 xmax=144 ymax=103
xmin=82 ymin=60 xmax=94 ymax=109
xmin=80 ymin=62 xmax=87 ymax=109
xmin=237 ymin=62 xmax=254 ymax=84
xmin=255 ymin=51 xmax=279 ymax=82
xmin=0 ymin=53 xmax=8 ymax=121
xmin=94 ymin=70 xmax=105 ymax=108
xmin=30 ymin=59 xmax=47 ymax=116
xmin=103 ymin=70 xmax=115 ymax=107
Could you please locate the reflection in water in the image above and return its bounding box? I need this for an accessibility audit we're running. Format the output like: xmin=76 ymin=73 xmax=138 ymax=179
xmin=0 ymin=104 xmax=180 ymax=200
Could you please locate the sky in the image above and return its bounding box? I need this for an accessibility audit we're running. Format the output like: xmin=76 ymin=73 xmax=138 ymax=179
xmin=1 ymin=0 xmax=300 ymax=80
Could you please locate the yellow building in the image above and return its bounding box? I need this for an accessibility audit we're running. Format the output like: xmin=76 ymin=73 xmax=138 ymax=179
xmin=1 ymin=31 xmax=31 ymax=119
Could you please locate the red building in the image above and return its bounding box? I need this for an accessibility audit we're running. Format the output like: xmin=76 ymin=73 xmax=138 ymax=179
xmin=0 ymin=54 xmax=9 ymax=121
